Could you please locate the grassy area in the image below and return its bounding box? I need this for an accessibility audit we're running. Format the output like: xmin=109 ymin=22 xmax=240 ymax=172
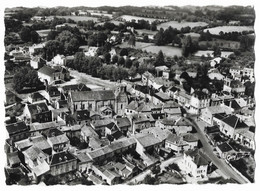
xmin=158 ymin=171 xmax=186 ymax=184
xmin=142 ymin=45 xmax=182 ymax=57
xmin=47 ymin=16 xmax=99 ymax=22
xmin=157 ymin=21 xmax=208 ymax=30
xmin=203 ymin=26 xmax=254 ymax=35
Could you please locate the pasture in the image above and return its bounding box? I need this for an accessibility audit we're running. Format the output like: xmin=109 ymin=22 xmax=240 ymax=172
xmin=194 ymin=50 xmax=234 ymax=58
xmin=157 ymin=21 xmax=208 ymax=30
xmin=203 ymin=26 xmax=254 ymax=35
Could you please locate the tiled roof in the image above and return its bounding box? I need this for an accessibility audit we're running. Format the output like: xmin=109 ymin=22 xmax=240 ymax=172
xmin=71 ymin=90 xmax=115 ymax=101
xmin=115 ymin=117 xmax=131 ymax=128
xmin=62 ymin=83 xmax=91 ymax=92
xmin=185 ymin=149 xmax=209 ymax=166
xmin=135 ymin=134 xmax=161 ymax=148
xmin=182 ymin=134 xmax=198 ymax=142
xmin=31 ymin=135 xmax=51 ymax=150
xmin=23 ymin=145 xmax=48 ymax=161
xmin=48 ymin=134 xmax=69 ymax=145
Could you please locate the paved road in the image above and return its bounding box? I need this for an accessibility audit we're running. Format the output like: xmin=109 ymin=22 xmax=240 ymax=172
xmin=188 ymin=117 xmax=248 ymax=184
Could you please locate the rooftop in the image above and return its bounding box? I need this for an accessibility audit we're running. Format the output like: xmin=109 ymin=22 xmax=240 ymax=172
xmin=185 ymin=149 xmax=210 ymax=166
xmin=50 ymin=151 xmax=76 ymax=166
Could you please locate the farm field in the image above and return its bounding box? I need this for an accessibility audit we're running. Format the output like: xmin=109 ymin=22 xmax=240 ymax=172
xmin=203 ymin=26 xmax=254 ymax=35
xmin=157 ymin=21 xmax=208 ymax=30
xmin=119 ymin=15 xmax=165 ymax=23
xmin=47 ymin=15 xmax=99 ymax=22
xmin=136 ymin=29 xmax=157 ymax=35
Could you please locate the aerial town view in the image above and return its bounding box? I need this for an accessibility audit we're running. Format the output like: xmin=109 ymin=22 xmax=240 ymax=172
xmin=3 ymin=2 xmax=256 ymax=185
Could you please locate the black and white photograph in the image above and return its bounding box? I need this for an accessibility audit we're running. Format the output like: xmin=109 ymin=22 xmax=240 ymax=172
xmin=1 ymin=0 xmax=259 ymax=187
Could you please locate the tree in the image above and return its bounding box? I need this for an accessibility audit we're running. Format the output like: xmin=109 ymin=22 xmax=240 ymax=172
xmin=118 ymin=56 xmax=125 ymax=66
xmin=19 ymin=27 xmax=32 ymax=42
xmin=155 ymin=50 xmax=165 ymax=67
xmin=112 ymin=55 xmax=118 ymax=64
xmin=103 ymin=52 xmax=111 ymax=64
xmin=128 ymin=34 xmax=136 ymax=47
xmin=143 ymin=175 xmax=157 ymax=185
xmin=47 ymin=30 xmax=58 ymax=41
xmin=213 ymin=45 xmax=221 ymax=57
xmin=182 ymin=35 xmax=198 ymax=57
xmin=154 ymin=28 xmax=164 ymax=46
xmin=129 ymin=66 xmax=137 ymax=78
xmin=30 ymin=30 xmax=40 ymax=43
xmin=125 ymin=58 xmax=133 ymax=68
xmin=119 ymin=48 xmax=128 ymax=56
xmin=43 ymin=40 xmax=64 ymax=61
xmin=13 ymin=66 xmax=42 ymax=93
xmin=73 ymin=52 xmax=87 ymax=71
xmin=143 ymin=35 xmax=149 ymax=42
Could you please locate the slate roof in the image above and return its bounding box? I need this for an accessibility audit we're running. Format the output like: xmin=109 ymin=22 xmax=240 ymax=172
xmin=222 ymin=115 xmax=248 ymax=129
xmin=6 ymin=121 xmax=28 ymax=135
xmin=182 ymin=134 xmax=198 ymax=142
xmin=71 ymin=90 xmax=115 ymax=101
xmin=31 ymin=135 xmax=51 ymax=150
xmin=50 ymin=151 xmax=76 ymax=166
xmin=81 ymin=125 xmax=99 ymax=138
xmin=185 ymin=149 xmax=210 ymax=166
xmin=27 ymin=102 xmax=49 ymax=115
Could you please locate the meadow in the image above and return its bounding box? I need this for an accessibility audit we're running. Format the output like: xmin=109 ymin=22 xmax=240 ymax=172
xmin=203 ymin=26 xmax=254 ymax=35
xmin=157 ymin=21 xmax=208 ymax=30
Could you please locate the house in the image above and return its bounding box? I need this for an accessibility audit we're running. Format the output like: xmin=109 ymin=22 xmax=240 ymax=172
xmin=43 ymin=128 xmax=70 ymax=153
xmin=61 ymin=83 xmax=91 ymax=94
xmin=22 ymin=146 xmax=50 ymax=178
xmin=52 ymin=54 xmax=66 ymax=66
xmin=30 ymin=56 xmax=45 ymax=69
xmin=68 ymin=90 xmax=116 ymax=113
xmin=29 ymin=43 xmax=45 ymax=55
xmin=6 ymin=121 xmax=30 ymax=145
xmin=81 ymin=125 xmax=99 ymax=143
xmin=27 ymin=92 xmax=46 ymax=104
xmin=216 ymin=142 xmax=235 ymax=159
xmin=5 ymin=90 xmax=16 ymax=106
xmin=7 ymin=151 xmax=21 ymax=168
xmin=114 ymin=161 xmax=138 ymax=179
xmin=49 ymin=151 xmax=77 ymax=176
xmin=174 ymin=117 xmax=193 ymax=135
xmin=135 ymin=134 xmax=162 ymax=156
xmin=114 ymin=117 xmax=131 ymax=135
xmin=223 ymin=98 xmax=247 ymax=113
xmin=130 ymin=113 xmax=155 ymax=134
xmin=243 ymin=67 xmax=254 ymax=82
xmin=36 ymin=29 xmax=51 ymax=42
xmin=91 ymin=165 xmax=121 ymax=185
xmin=176 ymin=91 xmax=191 ymax=108
xmin=223 ymin=77 xmax=245 ymax=97
xmin=90 ymin=118 xmax=116 ymax=137
xmin=153 ymin=92 xmax=171 ymax=105
xmin=58 ymin=124 xmax=82 ymax=139
xmin=163 ymin=101 xmax=182 ymax=119
xmin=165 ymin=133 xmax=198 ymax=154
xmin=23 ymin=102 xmax=52 ymax=124
xmin=189 ymin=90 xmax=211 ymax=114
xmin=183 ymin=149 xmax=211 ymax=179
xmin=200 ymin=105 xmax=230 ymax=125
xmin=140 ymin=126 xmax=172 ymax=143
xmin=29 ymin=121 xmax=64 ymax=137
xmin=208 ymin=69 xmax=224 ymax=80
xmin=84 ymin=46 xmax=99 ymax=57
xmin=76 ymin=151 xmax=93 ymax=172
xmin=234 ymin=129 xmax=255 ymax=150
xmin=46 ymin=86 xmax=61 ymax=104
xmin=155 ymin=65 xmax=170 ymax=79
xmin=218 ymin=115 xmax=249 ymax=138
xmin=38 ymin=65 xmax=70 ymax=85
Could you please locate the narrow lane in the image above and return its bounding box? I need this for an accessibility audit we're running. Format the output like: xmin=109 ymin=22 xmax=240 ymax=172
xmin=188 ymin=117 xmax=248 ymax=184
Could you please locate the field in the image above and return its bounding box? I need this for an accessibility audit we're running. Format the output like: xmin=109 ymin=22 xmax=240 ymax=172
xmin=90 ymin=13 xmax=113 ymax=18
xmin=119 ymin=15 xmax=165 ymax=23
xmin=157 ymin=21 xmax=208 ymax=30
xmin=142 ymin=45 xmax=182 ymax=57
xmin=136 ymin=29 xmax=158 ymax=36
xmin=204 ymin=26 xmax=254 ymax=35
xmin=98 ymin=20 xmax=124 ymax=26
xmin=194 ymin=50 xmax=234 ymax=58
xmin=117 ymin=42 xmax=182 ymax=57
xmin=47 ymin=16 xmax=99 ymax=22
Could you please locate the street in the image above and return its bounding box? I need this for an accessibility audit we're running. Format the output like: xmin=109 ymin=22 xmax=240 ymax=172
xmin=188 ymin=117 xmax=248 ymax=184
